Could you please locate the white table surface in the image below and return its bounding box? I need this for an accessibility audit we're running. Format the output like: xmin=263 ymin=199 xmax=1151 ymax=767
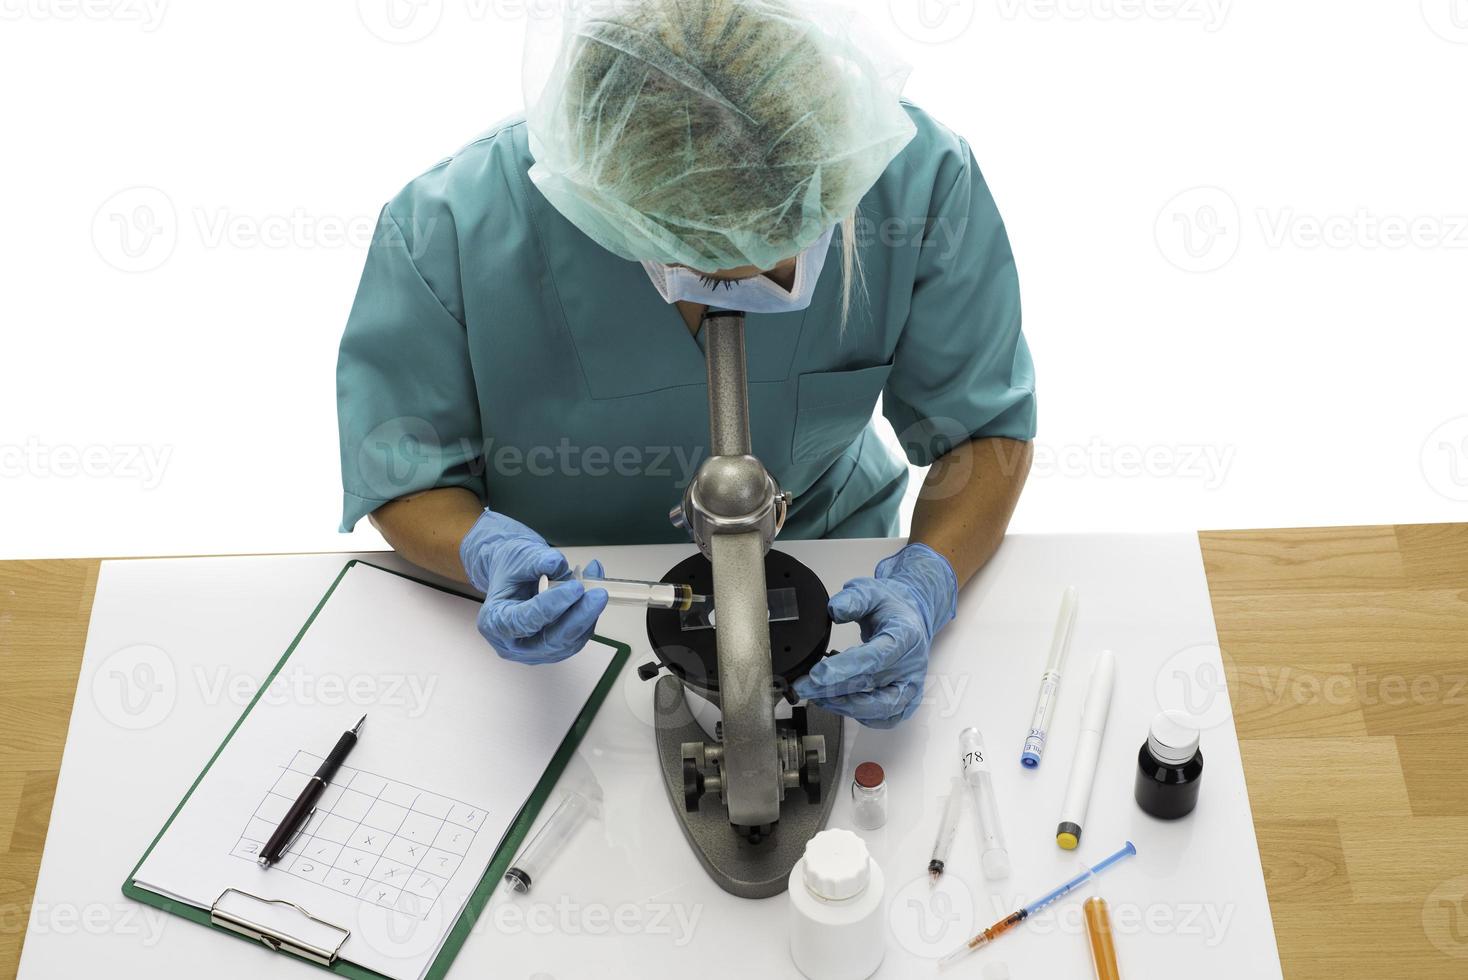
xmin=18 ymin=534 xmax=1283 ymax=980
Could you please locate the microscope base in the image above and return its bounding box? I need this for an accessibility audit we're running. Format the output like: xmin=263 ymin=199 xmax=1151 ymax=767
xmin=651 ymin=674 xmax=843 ymax=899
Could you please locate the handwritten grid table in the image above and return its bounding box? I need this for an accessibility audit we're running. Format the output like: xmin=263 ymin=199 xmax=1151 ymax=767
xmin=231 ymin=750 xmax=489 ymax=918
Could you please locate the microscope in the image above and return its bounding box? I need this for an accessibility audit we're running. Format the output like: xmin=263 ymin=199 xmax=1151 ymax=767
xmin=636 ymin=309 xmax=843 ymax=899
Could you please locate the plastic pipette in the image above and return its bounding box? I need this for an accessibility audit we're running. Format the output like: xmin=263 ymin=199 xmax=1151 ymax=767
xmin=937 ymin=841 xmax=1138 ymax=969
xmin=1021 ymin=586 xmax=1079 ymax=769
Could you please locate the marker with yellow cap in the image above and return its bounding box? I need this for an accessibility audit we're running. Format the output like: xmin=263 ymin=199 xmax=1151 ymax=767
xmin=1057 ymin=649 xmax=1116 ymax=850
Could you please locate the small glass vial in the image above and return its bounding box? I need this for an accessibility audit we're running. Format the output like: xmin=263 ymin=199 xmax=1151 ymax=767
xmin=788 ymin=829 xmax=886 ymax=980
xmin=1134 ymin=711 xmax=1204 ymax=819
xmin=850 ymin=762 xmax=887 ymax=830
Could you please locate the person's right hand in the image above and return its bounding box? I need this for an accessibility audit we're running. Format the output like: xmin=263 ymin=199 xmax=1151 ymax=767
xmin=459 ymin=509 xmax=608 ymax=664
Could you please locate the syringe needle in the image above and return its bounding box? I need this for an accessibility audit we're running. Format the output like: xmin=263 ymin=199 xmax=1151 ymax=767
xmin=937 ymin=912 xmax=1020 ymax=968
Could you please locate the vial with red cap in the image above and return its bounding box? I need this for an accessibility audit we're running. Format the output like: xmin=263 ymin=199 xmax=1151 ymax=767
xmin=850 ymin=762 xmax=887 ymax=830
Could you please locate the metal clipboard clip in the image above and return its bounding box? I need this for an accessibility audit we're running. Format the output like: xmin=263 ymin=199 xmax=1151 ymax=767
xmin=210 ymin=888 xmax=351 ymax=966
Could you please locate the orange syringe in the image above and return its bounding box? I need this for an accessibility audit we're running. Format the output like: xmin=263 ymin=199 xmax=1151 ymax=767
xmin=938 ymin=841 xmax=1137 ymax=969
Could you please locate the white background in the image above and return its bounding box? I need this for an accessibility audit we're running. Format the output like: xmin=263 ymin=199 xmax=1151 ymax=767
xmin=1 ymin=0 xmax=1465 ymax=560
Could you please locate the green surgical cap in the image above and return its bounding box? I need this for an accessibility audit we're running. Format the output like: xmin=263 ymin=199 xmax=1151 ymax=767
xmin=524 ymin=0 xmax=917 ymax=271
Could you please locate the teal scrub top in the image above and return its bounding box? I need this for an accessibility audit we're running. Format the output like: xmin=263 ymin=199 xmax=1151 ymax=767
xmin=337 ymin=103 xmax=1036 ymax=546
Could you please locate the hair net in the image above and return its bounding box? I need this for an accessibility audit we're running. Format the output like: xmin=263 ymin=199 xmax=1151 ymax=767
xmin=523 ymin=0 xmax=916 ymax=272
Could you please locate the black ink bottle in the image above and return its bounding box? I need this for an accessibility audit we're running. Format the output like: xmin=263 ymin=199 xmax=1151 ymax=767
xmin=1134 ymin=710 xmax=1203 ymax=819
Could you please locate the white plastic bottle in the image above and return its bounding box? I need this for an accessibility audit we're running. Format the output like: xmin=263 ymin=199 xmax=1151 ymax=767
xmin=788 ymin=829 xmax=886 ymax=980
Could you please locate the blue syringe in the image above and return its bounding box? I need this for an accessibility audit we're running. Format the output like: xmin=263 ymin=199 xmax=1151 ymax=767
xmin=937 ymin=841 xmax=1138 ymax=969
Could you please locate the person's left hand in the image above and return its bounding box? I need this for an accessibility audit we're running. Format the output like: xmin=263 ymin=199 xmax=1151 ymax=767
xmin=793 ymin=543 xmax=958 ymax=729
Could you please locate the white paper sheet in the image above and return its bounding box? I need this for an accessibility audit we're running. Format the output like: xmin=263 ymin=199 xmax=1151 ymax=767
xmin=130 ymin=561 xmax=617 ymax=980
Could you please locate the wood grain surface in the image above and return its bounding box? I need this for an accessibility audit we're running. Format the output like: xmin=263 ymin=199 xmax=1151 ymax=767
xmin=2 ymin=526 xmax=1465 ymax=977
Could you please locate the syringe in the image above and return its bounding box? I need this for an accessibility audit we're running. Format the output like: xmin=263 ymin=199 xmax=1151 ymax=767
xmin=937 ymin=841 xmax=1137 ymax=969
xmin=504 ymin=789 xmax=600 ymax=893
xmin=928 ymin=777 xmax=964 ymax=886
xmin=539 ymin=564 xmax=707 ymax=612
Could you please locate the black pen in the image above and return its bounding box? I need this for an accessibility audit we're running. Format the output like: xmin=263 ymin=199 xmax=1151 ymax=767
xmin=259 ymin=714 xmax=366 ymax=866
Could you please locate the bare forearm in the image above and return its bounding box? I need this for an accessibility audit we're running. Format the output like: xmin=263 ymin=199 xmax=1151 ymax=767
xmin=909 ymin=437 xmax=1033 ymax=587
xmin=369 ymin=487 xmax=484 ymax=585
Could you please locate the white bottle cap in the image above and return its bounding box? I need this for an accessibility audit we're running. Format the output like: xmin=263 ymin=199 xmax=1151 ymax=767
xmin=1148 ymin=710 xmax=1201 ymax=766
xmin=801 ymin=828 xmax=871 ymax=901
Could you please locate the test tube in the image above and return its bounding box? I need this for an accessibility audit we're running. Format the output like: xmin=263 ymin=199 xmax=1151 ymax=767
xmin=503 ymin=790 xmax=599 ymax=894
xmin=539 ymin=565 xmax=706 ymax=612
xmin=959 ymin=728 xmax=1010 ymax=880
xmin=1084 ymin=896 xmax=1122 ymax=980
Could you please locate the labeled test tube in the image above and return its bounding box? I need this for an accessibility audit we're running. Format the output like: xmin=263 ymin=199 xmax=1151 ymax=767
xmin=539 ymin=565 xmax=705 ymax=612
xmin=959 ymin=728 xmax=1010 ymax=880
xmin=1084 ymin=896 xmax=1122 ymax=980
xmin=504 ymin=790 xmax=599 ymax=893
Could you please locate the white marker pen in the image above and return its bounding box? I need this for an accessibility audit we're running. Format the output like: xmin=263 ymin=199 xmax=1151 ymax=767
xmin=1021 ymin=586 xmax=1079 ymax=769
xmin=1056 ymin=649 xmax=1116 ymax=850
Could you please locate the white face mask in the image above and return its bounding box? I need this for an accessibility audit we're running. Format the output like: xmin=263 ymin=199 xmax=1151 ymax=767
xmin=640 ymin=227 xmax=835 ymax=314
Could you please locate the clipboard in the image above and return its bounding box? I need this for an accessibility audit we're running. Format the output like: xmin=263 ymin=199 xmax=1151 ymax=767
xmin=121 ymin=559 xmax=631 ymax=980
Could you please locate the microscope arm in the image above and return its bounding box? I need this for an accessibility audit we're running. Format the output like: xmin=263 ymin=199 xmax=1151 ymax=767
xmin=708 ymin=533 xmax=780 ymax=825
xmin=681 ymin=311 xmax=785 ymax=828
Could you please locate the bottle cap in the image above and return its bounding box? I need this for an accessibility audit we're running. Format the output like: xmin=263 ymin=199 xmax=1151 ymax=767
xmin=801 ymin=828 xmax=871 ymax=901
xmin=854 ymin=762 xmax=885 ymax=789
xmin=1148 ymin=710 xmax=1201 ymax=765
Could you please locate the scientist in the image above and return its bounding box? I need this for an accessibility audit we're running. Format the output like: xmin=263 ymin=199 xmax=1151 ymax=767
xmin=337 ymin=0 xmax=1035 ymax=729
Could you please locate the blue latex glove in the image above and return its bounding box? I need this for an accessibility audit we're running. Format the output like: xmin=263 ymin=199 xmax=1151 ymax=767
xmin=459 ymin=509 xmax=608 ymax=664
xmin=793 ymin=543 xmax=958 ymax=729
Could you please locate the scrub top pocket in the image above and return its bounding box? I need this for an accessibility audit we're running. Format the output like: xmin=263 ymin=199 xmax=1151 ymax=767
xmin=791 ymin=362 xmax=895 ymax=464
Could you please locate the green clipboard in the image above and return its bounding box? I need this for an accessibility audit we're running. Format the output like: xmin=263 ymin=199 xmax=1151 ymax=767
xmin=121 ymin=559 xmax=631 ymax=980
